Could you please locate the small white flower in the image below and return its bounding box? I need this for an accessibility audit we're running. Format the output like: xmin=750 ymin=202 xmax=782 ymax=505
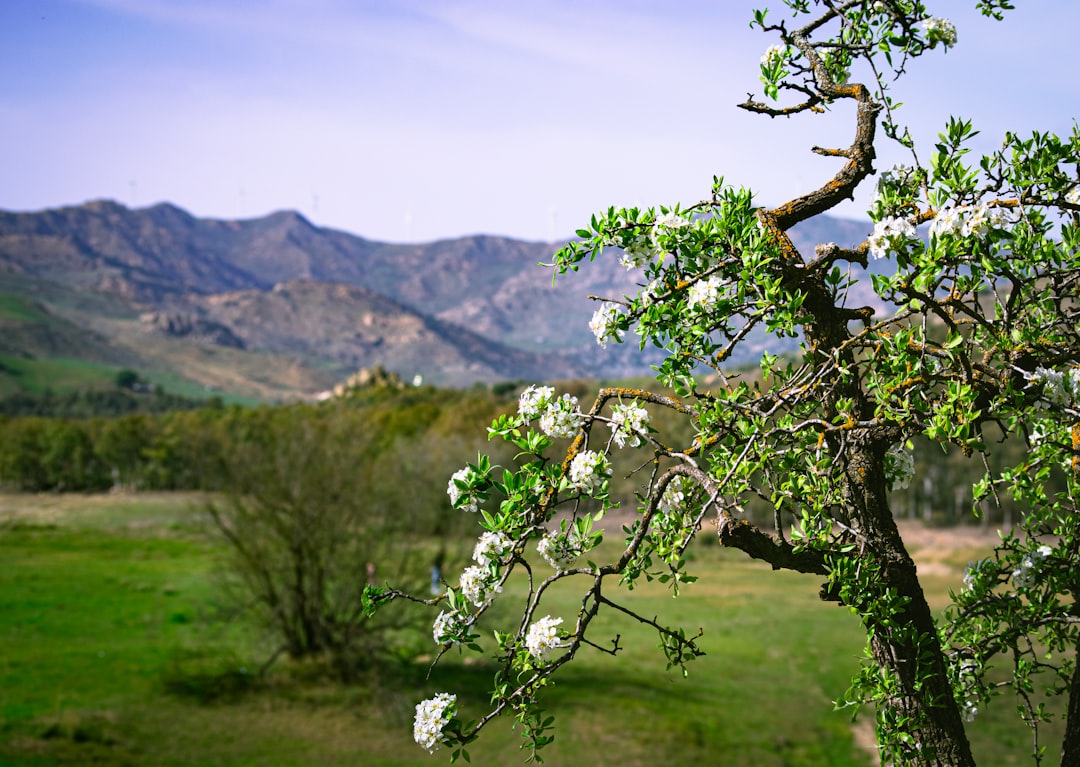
xmin=619 ymin=238 xmax=656 ymax=269
xmin=568 ymin=449 xmax=611 ymax=494
xmin=459 ymin=565 xmax=502 ymax=608
xmin=609 ymin=402 xmax=651 ymax=448
xmin=930 ymin=206 xmax=963 ymax=239
xmin=473 ymin=531 xmax=512 ymax=566
xmin=961 ymin=701 xmax=978 ymax=723
xmin=413 ymin=692 xmax=456 ymax=753
xmin=433 ymin=610 xmax=469 ymax=645
xmin=537 ymin=529 xmax=584 ymax=571
xmin=654 ymin=210 xmax=690 ymax=235
xmin=539 ymin=393 xmax=582 ymax=439
xmin=687 ymin=274 xmax=723 ymax=311
xmin=921 ymin=17 xmax=957 ymax=47
xmin=867 ymin=215 xmax=917 ymax=259
xmin=447 ymin=467 xmax=481 ymax=513
xmin=660 ymin=475 xmax=693 ymax=515
xmin=1066 ymin=186 xmax=1080 ymax=206
xmin=518 ymin=385 xmax=555 ymax=421
xmin=761 ymin=44 xmax=787 ymax=66
xmin=524 ymin=615 xmax=565 ymax=661
xmin=589 ymin=302 xmax=624 ymax=347
xmin=1012 ymin=545 xmax=1052 ymax=589
xmin=1027 ymin=366 xmax=1080 ymax=408
xmin=640 ymin=278 xmax=663 ymax=307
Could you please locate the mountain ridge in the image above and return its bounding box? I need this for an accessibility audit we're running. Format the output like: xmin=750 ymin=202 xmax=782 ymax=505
xmin=0 ymin=199 xmax=877 ymax=399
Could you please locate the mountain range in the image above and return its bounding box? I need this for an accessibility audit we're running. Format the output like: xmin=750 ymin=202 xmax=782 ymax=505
xmin=0 ymin=199 xmax=876 ymax=401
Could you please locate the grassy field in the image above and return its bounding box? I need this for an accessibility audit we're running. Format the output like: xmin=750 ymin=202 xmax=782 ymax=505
xmin=0 ymin=493 xmax=1068 ymax=766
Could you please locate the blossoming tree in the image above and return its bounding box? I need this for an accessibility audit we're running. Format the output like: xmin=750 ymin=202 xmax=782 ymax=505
xmin=372 ymin=2 xmax=1080 ymax=765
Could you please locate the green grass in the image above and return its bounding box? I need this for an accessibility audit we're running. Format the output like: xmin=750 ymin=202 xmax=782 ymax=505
xmin=0 ymin=355 xmax=120 ymax=395
xmin=0 ymin=495 xmax=1070 ymax=766
xmin=0 ymin=295 xmax=53 ymax=324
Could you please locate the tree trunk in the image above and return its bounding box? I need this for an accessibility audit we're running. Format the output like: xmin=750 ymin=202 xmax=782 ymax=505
xmin=847 ymin=445 xmax=977 ymax=766
xmin=865 ymin=561 xmax=976 ymax=766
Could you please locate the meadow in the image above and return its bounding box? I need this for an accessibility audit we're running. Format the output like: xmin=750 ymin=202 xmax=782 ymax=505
xmin=0 ymin=492 xmax=1065 ymax=766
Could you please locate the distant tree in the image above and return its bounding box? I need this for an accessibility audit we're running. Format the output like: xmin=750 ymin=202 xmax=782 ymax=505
xmin=206 ymin=403 xmax=463 ymax=679
xmin=114 ymin=369 xmax=141 ymax=390
xmin=375 ymin=3 xmax=1080 ymax=765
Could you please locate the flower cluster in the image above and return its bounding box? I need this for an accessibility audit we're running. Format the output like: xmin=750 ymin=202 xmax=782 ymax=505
xmin=1066 ymin=186 xmax=1080 ymax=206
xmin=589 ymin=302 xmax=624 ymax=347
xmin=524 ymin=615 xmax=564 ymax=661
xmin=568 ymin=449 xmax=611 ymax=494
xmin=867 ymin=215 xmax=917 ymax=259
xmin=432 ymin=609 xmax=470 ymax=645
xmin=956 ymin=659 xmax=981 ymax=723
xmin=459 ymin=564 xmax=502 ymax=608
xmin=921 ymin=16 xmax=957 ymax=48
xmin=1026 ymin=366 xmax=1080 ymax=408
xmin=687 ymin=275 xmax=723 ymax=312
xmin=619 ymin=239 xmax=655 ymax=269
xmin=413 ymin=693 xmax=456 ymax=753
xmin=537 ymin=528 xmax=585 ymax=571
xmin=761 ymin=44 xmax=787 ymax=66
xmin=654 ymin=211 xmax=690 ymax=234
xmin=448 ymin=466 xmax=484 ymax=513
xmin=518 ymin=384 xmax=555 ymax=421
xmin=473 ymin=530 xmax=512 ymax=566
xmin=929 ymin=202 xmax=1014 ymax=240
xmin=659 ymin=475 xmax=694 ymax=515
xmin=885 ymin=444 xmax=915 ymax=490
xmin=609 ymin=401 xmax=651 ymax=448
xmin=1012 ymin=544 xmax=1053 ymax=589
xmin=539 ymin=392 xmax=583 ymax=438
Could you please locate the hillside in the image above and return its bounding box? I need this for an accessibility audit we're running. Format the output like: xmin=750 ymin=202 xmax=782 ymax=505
xmin=0 ymin=200 xmax=879 ymax=399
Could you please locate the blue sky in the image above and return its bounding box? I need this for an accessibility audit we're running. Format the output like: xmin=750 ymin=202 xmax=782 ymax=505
xmin=1 ymin=1 xmax=1077 ymax=243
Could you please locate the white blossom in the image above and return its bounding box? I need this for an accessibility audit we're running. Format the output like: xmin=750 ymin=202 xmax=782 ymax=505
xmin=589 ymin=302 xmax=624 ymax=347
xmin=413 ymin=692 xmax=456 ymax=752
xmin=654 ymin=211 xmax=690 ymax=236
xmin=1027 ymin=366 xmax=1080 ymax=408
xmin=640 ymin=278 xmax=663 ymax=307
xmin=660 ymin=475 xmax=694 ymax=515
xmin=921 ymin=17 xmax=957 ymax=47
xmin=537 ymin=529 xmax=584 ymax=571
xmin=447 ymin=466 xmax=481 ymax=513
xmin=473 ymin=531 xmax=512 ymax=566
xmin=459 ymin=564 xmax=502 ymax=608
xmin=761 ymin=44 xmax=787 ymax=66
xmin=962 ymin=559 xmax=990 ymax=592
xmin=568 ymin=449 xmax=611 ymax=494
xmin=609 ymin=402 xmax=651 ymax=448
xmin=1012 ymin=544 xmax=1053 ymax=589
xmin=885 ymin=444 xmax=915 ymax=491
xmin=524 ymin=615 xmax=565 ymax=661
xmin=867 ymin=215 xmax=917 ymax=259
xmin=687 ymin=275 xmax=723 ymax=311
xmin=1066 ymin=186 xmax=1080 ymax=206
xmin=929 ymin=206 xmax=964 ymax=239
xmin=539 ymin=393 xmax=582 ymax=439
xmin=518 ymin=385 xmax=555 ymax=421
xmin=930 ymin=202 xmax=1014 ymax=241
xmin=433 ymin=610 xmax=469 ymax=645
xmin=619 ymin=238 xmax=656 ymax=269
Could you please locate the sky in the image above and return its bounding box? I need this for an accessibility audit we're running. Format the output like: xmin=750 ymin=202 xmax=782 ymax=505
xmin=1 ymin=1 xmax=1078 ymax=244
